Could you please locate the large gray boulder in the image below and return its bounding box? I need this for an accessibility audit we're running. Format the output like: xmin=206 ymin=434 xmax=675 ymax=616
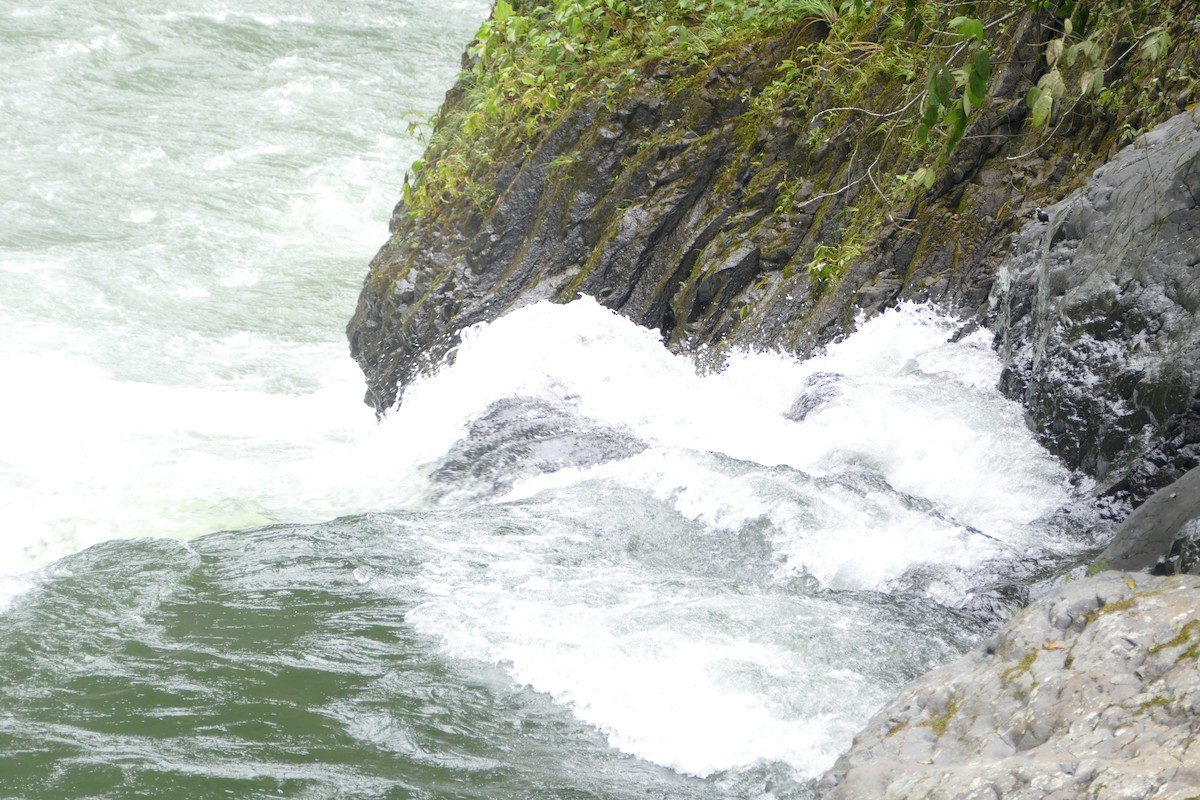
xmin=816 ymin=571 xmax=1200 ymax=799
xmin=1101 ymin=465 xmax=1200 ymax=575
xmin=990 ymin=106 xmax=1200 ymax=503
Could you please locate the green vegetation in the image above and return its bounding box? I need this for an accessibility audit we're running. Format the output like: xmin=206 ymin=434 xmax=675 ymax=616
xmin=403 ymin=0 xmax=853 ymax=218
xmin=398 ymin=0 xmax=1199 ymax=304
xmin=1138 ymin=695 xmax=1170 ymax=711
xmin=807 ymin=236 xmax=864 ymax=293
xmin=1148 ymin=618 xmax=1200 ymax=658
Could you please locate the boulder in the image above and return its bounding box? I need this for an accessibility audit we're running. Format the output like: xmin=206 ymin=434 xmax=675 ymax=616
xmin=990 ymin=106 xmax=1200 ymax=503
xmin=1100 ymin=466 xmax=1200 ymax=575
xmin=816 ymin=571 xmax=1200 ymax=800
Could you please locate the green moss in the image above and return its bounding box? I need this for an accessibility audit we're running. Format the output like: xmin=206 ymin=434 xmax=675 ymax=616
xmin=1099 ymin=595 xmax=1139 ymax=615
xmin=1001 ymin=649 xmax=1039 ymax=688
xmin=1148 ymin=619 xmax=1200 ymax=656
xmin=1139 ymin=695 xmax=1170 ymax=711
xmin=922 ymin=697 xmax=958 ymax=738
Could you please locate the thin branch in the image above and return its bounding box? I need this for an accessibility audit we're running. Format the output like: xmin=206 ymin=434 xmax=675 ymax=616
xmin=812 ymin=91 xmax=922 ymax=123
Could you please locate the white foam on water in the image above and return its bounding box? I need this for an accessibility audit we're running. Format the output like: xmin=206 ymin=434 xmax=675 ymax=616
xmin=2 ymin=0 xmax=1079 ymax=786
xmin=415 ymin=298 xmax=1070 ymax=554
xmin=404 ymin=519 xmax=880 ymax=780
xmin=0 ymin=334 xmax=386 ymax=570
xmin=158 ymin=9 xmax=317 ymax=27
xmin=395 ymin=298 xmax=1084 ymax=781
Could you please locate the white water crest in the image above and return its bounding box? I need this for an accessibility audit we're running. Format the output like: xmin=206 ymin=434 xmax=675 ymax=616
xmin=0 ymin=0 xmax=490 ymax=591
xmin=376 ymin=297 xmax=1084 ymax=780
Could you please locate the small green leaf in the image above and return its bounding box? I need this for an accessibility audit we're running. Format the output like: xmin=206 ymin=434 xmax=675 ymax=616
xmin=935 ymin=67 xmax=951 ymax=104
xmin=1080 ymin=67 xmax=1105 ymax=97
xmin=1042 ymin=67 xmax=1067 ymax=101
xmin=1046 ymin=37 xmax=1064 ymax=67
xmin=968 ymin=62 xmax=989 ymax=108
xmin=944 ymin=105 xmax=966 ymax=152
xmin=1030 ymin=88 xmax=1053 ymax=126
xmin=922 ymin=97 xmax=941 ymax=128
xmin=1141 ymin=28 xmax=1171 ymax=62
xmin=926 ymin=66 xmax=944 ymax=107
xmin=973 ymin=49 xmax=992 ymax=81
xmin=1066 ymin=42 xmax=1081 ymax=67
xmin=948 ymin=15 xmax=984 ymax=43
xmin=916 ymin=166 xmax=935 ymax=189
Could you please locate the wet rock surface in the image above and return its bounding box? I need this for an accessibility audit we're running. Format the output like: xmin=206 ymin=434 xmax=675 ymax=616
xmin=1101 ymin=466 xmax=1200 ymax=576
xmin=816 ymin=571 xmax=1200 ymax=800
xmin=347 ymin=10 xmax=1118 ymax=414
xmin=990 ymin=106 xmax=1200 ymax=504
xmin=427 ymin=397 xmax=645 ymax=499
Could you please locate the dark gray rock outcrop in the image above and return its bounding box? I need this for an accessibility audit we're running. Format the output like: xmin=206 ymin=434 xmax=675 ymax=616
xmin=347 ymin=10 xmax=1113 ymax=414
xmin=990 ymin=106 xmax=1200 ymax=504
xmin=816 ymin=571 xmax=1200 ymax=800
xmin=1101 ymin=466 xmax=1200 ymax=575
xmin=427 ymin=396 xmax=645 ymax=500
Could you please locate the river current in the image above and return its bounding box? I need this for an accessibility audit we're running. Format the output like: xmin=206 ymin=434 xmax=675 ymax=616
xmin=1 ymin=2 xmax=1095 ymax=797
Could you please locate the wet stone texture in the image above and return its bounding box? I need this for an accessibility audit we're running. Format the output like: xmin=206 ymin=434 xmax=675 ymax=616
xmin=816 ymin=571 xmax=1200 ymax=800
xmin=1102 ymin=466 xmax=1200 ymax=576
xmin=989 ymin=106 xmax=1200 ymax=505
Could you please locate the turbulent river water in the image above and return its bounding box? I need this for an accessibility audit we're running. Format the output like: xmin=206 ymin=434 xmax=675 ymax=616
xmin=1 ymin=2 xmax=1097 ymax=798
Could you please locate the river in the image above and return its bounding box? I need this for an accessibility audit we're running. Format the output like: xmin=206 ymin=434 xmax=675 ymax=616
xmin=0 ymin=1 xmax=1093 ymax=797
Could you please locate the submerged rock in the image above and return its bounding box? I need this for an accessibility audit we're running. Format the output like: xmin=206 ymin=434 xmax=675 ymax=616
xmin=427 ymin=397 xmax=645 ymax=500
xmin=816 ymin=571 xmax=1200 ymax=800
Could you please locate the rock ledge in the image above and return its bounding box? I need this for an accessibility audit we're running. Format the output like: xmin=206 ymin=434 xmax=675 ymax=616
xmin=817 ymin=572 xmax=1200 ymax=800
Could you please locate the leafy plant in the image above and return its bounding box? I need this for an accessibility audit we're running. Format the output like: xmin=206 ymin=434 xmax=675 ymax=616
xmin=403 ymin=0 xmax=1199 ymax=224
xmin=806 ymin=235 xmax=864 ymax=294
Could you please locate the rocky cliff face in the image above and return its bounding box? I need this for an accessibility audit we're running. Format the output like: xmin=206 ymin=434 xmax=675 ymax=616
xmin=990 ymin=105 xmax=1200 ymax=507
xmin=348 ymin=1 xmax=1199 ymax=517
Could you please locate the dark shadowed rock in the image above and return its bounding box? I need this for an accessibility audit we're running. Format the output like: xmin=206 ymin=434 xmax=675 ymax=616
xmin=783 ymin=371 xmax=842 ymax=422
xmin=427 ymin=397 xmax=645 ymax=500
xmin=1101 ymin=466 xmax=1200 ymax=575
xmin=990 ymin=106 xmax=1200 ymax=504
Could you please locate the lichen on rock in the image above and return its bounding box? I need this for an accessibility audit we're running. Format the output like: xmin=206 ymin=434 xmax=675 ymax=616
xmin=815 ymin=571 xmax=1200 ymax=800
